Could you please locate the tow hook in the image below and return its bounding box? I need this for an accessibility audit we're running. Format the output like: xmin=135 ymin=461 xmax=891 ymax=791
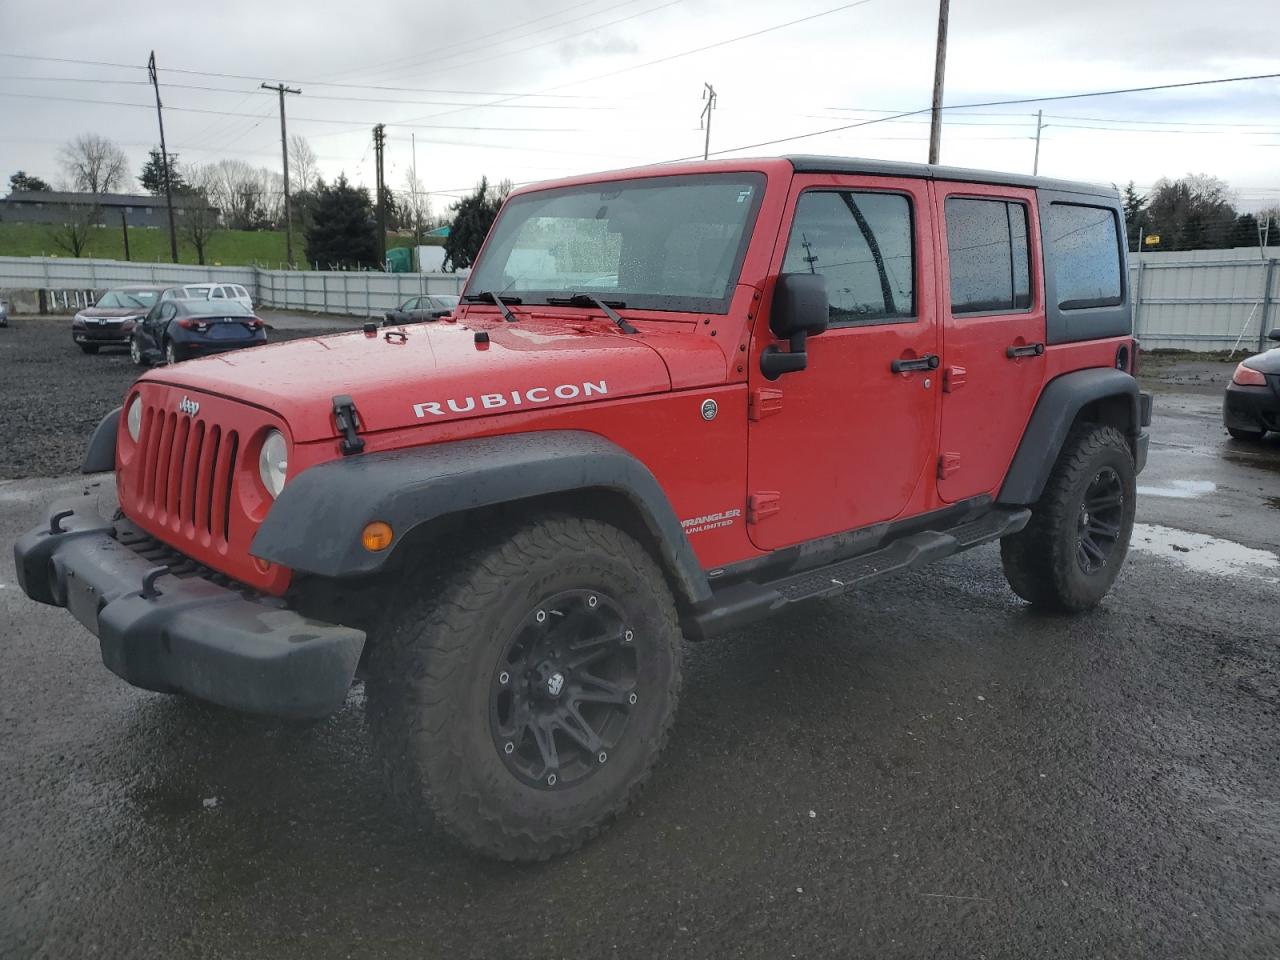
xmin=49 ymin=509 xmax=75 ymax=534
xmin=140 ymin=565 xmax=171 ymax=600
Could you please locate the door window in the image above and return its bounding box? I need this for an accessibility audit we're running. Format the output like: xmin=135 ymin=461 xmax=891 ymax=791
xmin=1043 ymin=203 xmax=1122 ymax=309
xmin=945 ymin=198 xmax=1031 ymax=314
xmin=782 ymin=191 xmax=915 ymax=325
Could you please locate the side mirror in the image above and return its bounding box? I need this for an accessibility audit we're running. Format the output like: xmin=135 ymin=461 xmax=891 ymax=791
xmin=1267 ymin=328 xmax=1280 ymax=343
xmin=760 ymin=273 xmax=829 ymax=380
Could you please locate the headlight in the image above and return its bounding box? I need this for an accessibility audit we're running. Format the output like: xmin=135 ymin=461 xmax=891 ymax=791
xmin=126 ymin=396 xmax=143 ymax=442
xmin=259 ymin=430 xmax=288 ymax=498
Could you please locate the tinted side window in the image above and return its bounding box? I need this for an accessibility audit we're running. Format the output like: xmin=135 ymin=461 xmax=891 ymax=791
xmin=946 ymin=198 xmax=1031 ymax=314
xmin=1045 ymin=203 xmax=1122 ymax=309
xmin=782 ymin=190 xmax=915 ymax=324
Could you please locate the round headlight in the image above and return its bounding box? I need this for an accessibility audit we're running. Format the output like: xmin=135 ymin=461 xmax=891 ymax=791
xmin=126 ymin=396 xmax=143 ymax=442
xmin=259 ymin=429 xmax=288 ymax=498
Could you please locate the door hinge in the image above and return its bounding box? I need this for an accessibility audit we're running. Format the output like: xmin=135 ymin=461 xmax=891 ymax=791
xmin=938 ymin=452 xmax=961 ymax=480
xmin=332 ymin=394 xmax=366 ymax=456
xmin=943 ymin=365 xmax=967 ymax=393
xmin=748 ymin=387 xmax=784 ymax=421
xmin=747 ymin=491 xmax=781 ymax=524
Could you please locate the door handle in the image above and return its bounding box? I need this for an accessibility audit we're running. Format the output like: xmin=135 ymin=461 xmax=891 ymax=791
xmin=1006 ymin=342 xmax=1045 ymax=358
xmin=891 ymin=354 xmax=940 ymax=373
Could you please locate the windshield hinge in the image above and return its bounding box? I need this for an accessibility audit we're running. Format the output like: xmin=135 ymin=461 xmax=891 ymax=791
xmin=332 ymin=394 xmax=366 ymax=456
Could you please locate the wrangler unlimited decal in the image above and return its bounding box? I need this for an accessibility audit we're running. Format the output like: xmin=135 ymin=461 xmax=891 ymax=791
xmin=413 ymin=380 xmax=609 ymax=418
xmin=681 ymin=508 xmax=742 ymax=535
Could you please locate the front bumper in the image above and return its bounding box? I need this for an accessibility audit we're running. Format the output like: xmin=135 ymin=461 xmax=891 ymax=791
xmin=14 ymin=503 xmax=365 ymax=718
xmin=73 ymin=327 xmax=132 ymax=344
xmin=1223 ymin=382 xmax=1278 ymax=435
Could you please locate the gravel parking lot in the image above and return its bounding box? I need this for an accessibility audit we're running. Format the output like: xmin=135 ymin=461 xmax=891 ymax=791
xmin=0 ymin=313 xmax=356 ymax=479
xmin=2 ymin=332 xmax=1279 ymax=958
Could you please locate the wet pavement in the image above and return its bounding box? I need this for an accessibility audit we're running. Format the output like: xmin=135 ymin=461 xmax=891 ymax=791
xmin=2 ymin=390 xmax=1279 ymax=959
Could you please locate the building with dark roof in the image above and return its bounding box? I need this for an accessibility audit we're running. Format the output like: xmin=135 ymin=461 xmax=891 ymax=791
xmin=0 ymin=191 xmax=219 ymax=228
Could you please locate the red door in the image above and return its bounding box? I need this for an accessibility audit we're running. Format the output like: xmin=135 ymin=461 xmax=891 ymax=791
xmin=746 ymin=174 xmax=940 ymax=551
xmin=934 ymin=182 xmax=1047 ymax=502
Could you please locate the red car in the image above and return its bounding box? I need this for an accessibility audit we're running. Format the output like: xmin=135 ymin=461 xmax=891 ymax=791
xmin=18 ymin=156 xmax=1151 ymax=860
xmin=71 ymin=286 xmax=165 ymax=354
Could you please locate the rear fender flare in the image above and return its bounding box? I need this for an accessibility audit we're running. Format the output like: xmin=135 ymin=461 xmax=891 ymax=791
xmin=998 ymin=369 xmax=1140 ymax=505
xmin=251 ymin=430 xmax=712 ymax=604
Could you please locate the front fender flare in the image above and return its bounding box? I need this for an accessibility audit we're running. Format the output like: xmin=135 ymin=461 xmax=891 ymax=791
xmin=82 ymin=406 xmax=121 ymax=474
xmin=251 ymin=430 xmax=711 ymax=604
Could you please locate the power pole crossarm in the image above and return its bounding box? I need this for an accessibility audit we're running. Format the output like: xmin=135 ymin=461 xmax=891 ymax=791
xmin=927 ymin=0 xmax=950 ymax=166
xmin=148 ymin=51 xmax=179 ymax=264
xmin=262 ymin=82 xmax=301 ymax=268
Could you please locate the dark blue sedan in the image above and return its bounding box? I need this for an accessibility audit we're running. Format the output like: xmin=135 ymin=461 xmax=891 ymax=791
xmin=130 ymin=296 xmax=268 ymax=366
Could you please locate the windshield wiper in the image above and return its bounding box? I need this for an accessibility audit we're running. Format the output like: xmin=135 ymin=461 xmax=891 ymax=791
xmin=462 ymin=290 xmax=521 ymax=322
xmin=545 ymin=293 xmax=637 ymax=334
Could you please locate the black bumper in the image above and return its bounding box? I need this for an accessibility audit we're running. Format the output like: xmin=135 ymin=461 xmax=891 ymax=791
xmin=14 ymin=503 xmax=365 ymax=719
xmin=1223 ymin=382 xmax=1278 ymax=435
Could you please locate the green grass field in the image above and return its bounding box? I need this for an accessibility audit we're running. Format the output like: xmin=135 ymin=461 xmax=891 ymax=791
xmin=0 ymin=222 xmax=436 ymax=267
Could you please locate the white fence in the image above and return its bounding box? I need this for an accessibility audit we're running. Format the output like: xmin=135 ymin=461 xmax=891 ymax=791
xmin=2 ymin=252 xmax=1277 ymax=351
xmin=0 ymin=256 xmax=467 ymax=319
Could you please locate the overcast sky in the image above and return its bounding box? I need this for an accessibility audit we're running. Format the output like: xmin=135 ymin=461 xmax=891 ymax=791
xmin=2 ymin=0 xmax=1278 ymax=213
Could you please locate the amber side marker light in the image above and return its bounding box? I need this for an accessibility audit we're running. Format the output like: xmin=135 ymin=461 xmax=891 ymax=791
xmin=362 ymin=521 xmax=394 ymax=552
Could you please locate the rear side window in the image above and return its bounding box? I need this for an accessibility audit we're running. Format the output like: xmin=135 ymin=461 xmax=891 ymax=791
xmin=782 ymin=190 xmax=915 ymax=324
xmin=945 ymin=198 xmax=1031 ymax=314
xmin=211 ymin=287 xmax=226 ymax=299
xmin=235 ymin=286 xmax=249 ymax=299
xmin=1044 ymin=203 xmax=1122 ymax=309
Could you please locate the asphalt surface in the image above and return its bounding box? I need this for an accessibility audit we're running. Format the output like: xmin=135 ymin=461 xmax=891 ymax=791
xmin=2 ymin=361 xmax=1279 ymax=958
xmin=0 ymin=313 xmax=357 ymax=480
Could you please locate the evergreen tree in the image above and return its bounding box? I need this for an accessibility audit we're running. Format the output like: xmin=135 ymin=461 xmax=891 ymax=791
xmin=443 ymin=177 xmax=506 ymax=271
xmin=8 ymin=170 xmax=51 ymax=193
xmin=304 ymin=175 xmax=379 ymax=269
xmin=1121 ymin=181 xmax=1148 ymax=251
xmin=138 ymin=147 xmax=189 ymax=196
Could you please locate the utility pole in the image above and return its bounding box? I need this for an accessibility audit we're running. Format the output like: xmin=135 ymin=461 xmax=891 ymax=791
xmin=262 ymin=82 xmax=301 ymax=268
xmin=373 ymin=124 xmax=387 ymax=269
xmin=701 ymin=85 xmax=721 ymax=165
xmin=147 ymin=51 xmax=179 ymax=264
xmin=411 ymin=132 xmax=422 ymax=247
xmin=1032 ymin=110 xmax=1044 ymax=175
xmin=120 ymin=209 xmax=131 ymax=261
xmin=927 ymin=0 xmax=950 ymax=165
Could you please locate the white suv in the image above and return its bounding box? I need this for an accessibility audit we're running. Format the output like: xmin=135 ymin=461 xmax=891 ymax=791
xmin=183 ymin=283 xmax=253 ymax=312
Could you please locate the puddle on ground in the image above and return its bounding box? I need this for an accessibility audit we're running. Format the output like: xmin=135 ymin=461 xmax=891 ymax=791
xmin=1136 ymin=480 xmax=1217 ymax=499
xmin=1220 ymin=450 xmax=1280 ymax=475
xmin=1130 ymin=523 xmax=1280 ymax=582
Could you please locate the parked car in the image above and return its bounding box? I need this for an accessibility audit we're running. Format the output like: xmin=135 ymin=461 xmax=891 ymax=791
xmin=0 ymin=296 xmax=8 ymax=327
xmin=383 ymin=294 xmax=459 ymax=325
xmin=182 ymin=282 xmax=254 ymax=312
xmin=18 ymin=155 xmax=1151 ymax=862
xmin=130 ymin=296 xmax=267 ymax=366
xmin=1223 ymin=329 xmax=1280 ymax=440
xmin=70 ymin=286 xmax=166 ymax=354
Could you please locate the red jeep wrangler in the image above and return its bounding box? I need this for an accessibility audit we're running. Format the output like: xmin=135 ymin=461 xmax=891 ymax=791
xmin=16 ymin=156 xmax=1151 ymax=860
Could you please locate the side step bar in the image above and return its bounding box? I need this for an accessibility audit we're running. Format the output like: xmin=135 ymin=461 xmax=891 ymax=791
xmin=689 ymin=507 xmax=1030 ymax=639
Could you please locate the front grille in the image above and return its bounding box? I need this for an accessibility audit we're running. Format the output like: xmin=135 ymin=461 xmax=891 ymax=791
xmin=133 ymin=403 xmax=240 ymax=546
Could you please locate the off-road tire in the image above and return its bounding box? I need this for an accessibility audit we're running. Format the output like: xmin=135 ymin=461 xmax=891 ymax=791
xmin=1000 ymin=423 xmax=1136 ymax=612
xmin=1227 ymin=426 xmax=1265 ymax=442
xmin=78 ymin=343 xmax=99 ymax=355
xmin=366 ymin=515 xmax=684 ymax=861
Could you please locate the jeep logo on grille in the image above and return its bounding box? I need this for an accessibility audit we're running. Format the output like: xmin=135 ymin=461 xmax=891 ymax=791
xmin=178 ymin=396 xmax=200 ymax=416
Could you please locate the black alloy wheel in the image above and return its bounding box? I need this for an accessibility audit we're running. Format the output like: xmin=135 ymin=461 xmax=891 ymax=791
xmin=1076 ymin=467 xmax=1124 ymax=574
xmin=491 ymin=589 xmax=637 ymax=789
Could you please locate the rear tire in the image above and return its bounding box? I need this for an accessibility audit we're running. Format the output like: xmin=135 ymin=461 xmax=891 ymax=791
xmin=78 ymin=343 xmax=99 ymax=355
xmin=366 ymin=515 xmax=684 ymax=861
xmin=1001 ymin=423 xmax=1136 ymax=612
xmin=1227 ymin=426 xmax=1265 ymax=441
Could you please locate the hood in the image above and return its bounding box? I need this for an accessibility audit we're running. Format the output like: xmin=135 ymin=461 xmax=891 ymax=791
xmin=140 ymin=317 xmax=725 ymax=442
xmin=79 ymin=306 xmax=145 ymax=319
xmin=1244 ymin=345 xmax=1280 ymax=375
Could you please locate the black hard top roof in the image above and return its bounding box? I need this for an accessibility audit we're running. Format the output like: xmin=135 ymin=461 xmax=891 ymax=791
xmin=785 ymin=155 xmax=1118 ymax=198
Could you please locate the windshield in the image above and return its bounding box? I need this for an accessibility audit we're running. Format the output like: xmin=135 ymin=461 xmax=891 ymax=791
xmin=184 ymin=285 xmax=214 ymax=297
xmin=97 ymin=290 xmax=156 ymax=309
xmin=467 ymin=173 xmax=766 ymax=314
xmin=185 ymin=300 xmax=252 ymax=317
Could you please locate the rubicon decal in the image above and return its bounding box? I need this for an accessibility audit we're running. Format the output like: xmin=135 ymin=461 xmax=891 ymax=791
xmin=413 ymin=380 xmax=608 ymax=418
xmin=681 ymin=508 xmax=741 ymax=535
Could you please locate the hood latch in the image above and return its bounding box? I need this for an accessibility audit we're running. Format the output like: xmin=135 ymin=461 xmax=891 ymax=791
xmin=332 ymin=394 xmax=366 ymax=456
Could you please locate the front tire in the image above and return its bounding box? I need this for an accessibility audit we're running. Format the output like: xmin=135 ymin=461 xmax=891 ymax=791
xmin=1001 ymin=423 xmax=1137 ymax=612
xmin=164 ymin=340 xmax=183 ymax=365
xmin=366 ymin=515 xmax=684 ymax=861
xmin=129 ymin=337 xmax=147 ymax=366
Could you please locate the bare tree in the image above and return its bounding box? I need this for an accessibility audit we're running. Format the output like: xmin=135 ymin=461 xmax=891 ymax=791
xmin=289 ymin=135 xmax=319 ymax=194
xmin=203 ymin=159 xmax=268 ymax=229
xmin=58 ymin=134 xmax=129 ymax=194
xmin=51 ymin=202 xmax=100 ymax=257
xmin=400 ymin=168 xmax=431 ymax=241
xmin=181 ymin=165 xmax=221 ymax=265
xmin=256 ymin=167 xmax=284 ymax=226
